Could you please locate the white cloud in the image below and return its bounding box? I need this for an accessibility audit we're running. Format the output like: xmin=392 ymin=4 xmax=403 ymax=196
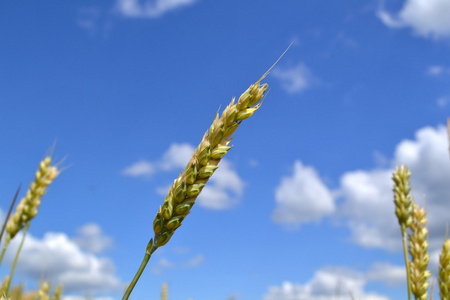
xmin=377 ymin=0 xmax=450 ymax=39
xmin=72 ymin=223 xmax=113 ymax=254
xmin=129 ymin=143 xmax=245 ymax=210
xmin=427 ymin=65 xmax=450 ymax=76
xmin=338 ymin=125 xmax=450 ymax=252
xmin=121 ymin=159 xmax=155 ymax=177
xmin=263 ymin=267 xmax=389 ymax=300
xmin=114 ymin=0 xmax=197 ymax=18
xmin=4 ymin=231 xmax=123 ymax=296
xmin=196 ymin=160 xmax=245 ymax=209
xmin=373 ymin=150 xmax=389 ymax=167
xmin=159 ymin=143 xmax=194 ymax=171
xmin=437 ymin=96 xmax=450 ymax=108
xmin=365 ymin=262 xmax=406 ymax=286
xmin=152 ymin=254 xmax=204 ymax=274
xmin=272 ymin=160 xmax=335 ymax=228
xmin=122 ymin=143 xmax=194 ymax=178
xmin=338 ymin=169 xmax=398 ymax=250
xmin=77 ymin=7 xmax=101 ymax=33
xmin=272 ymin=63 xmax=316 ymax=94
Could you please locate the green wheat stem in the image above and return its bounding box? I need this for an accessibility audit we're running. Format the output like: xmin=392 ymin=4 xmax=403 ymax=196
xmin=5 ymin=221 xmax=29 ymax=296
xmin=122 ymin=239 xmax=157 ymax=300
xmin=0 ymin=240 xmax=9 ymax=268
xmin=402 ymin=225 xmax=412 ymax=300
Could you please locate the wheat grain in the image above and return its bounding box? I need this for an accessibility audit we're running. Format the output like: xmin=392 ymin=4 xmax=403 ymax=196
xmin=408 ymin=202 xmax=431 ymax=300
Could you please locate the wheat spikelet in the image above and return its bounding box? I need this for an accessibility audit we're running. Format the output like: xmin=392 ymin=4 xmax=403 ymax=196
xmin=408 ymin=202 xmax=431 ymax=300
xmin=150 ymin=75 xmax=268 ymax=250
xmin=393 ymin=165 xmax=413 ymax=231
xmin=5 ymin=156 xmax=60 ymax=242
xmin=439 ymin=237 xmax=450 ymax=300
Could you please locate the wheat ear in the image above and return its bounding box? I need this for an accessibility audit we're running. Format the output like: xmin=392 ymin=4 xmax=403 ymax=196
xmin=408 ymin=202 xmax=431 ymax=300
xmin=5 ymin=156 xmax=60 ymax=243
xmin=393 ymin=165 xmax=413 ymax=300
xmin=121 ymin=51 xmax=294 ymax=300
xmin=439 ymin=233 xmax=450 ymax=299
xmin=122 ymin=77 xmax=268 ymax=300
xmin=0 ymin=156 xmax=59 ymax=266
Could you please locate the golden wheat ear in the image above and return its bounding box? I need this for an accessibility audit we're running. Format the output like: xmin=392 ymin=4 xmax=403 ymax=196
xmin=408 ymin=201 xmax=431 ymax=300
xmin=5 ymin=156 xmax=60 ymax=243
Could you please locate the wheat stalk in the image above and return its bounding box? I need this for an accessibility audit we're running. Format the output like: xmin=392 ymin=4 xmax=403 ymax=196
xmin=408 ymin=202 xmax=431 ymax=300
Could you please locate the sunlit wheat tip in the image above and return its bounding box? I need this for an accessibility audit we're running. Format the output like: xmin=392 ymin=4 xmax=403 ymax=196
xmin=393 ymin=165 xmax=413 ymax=230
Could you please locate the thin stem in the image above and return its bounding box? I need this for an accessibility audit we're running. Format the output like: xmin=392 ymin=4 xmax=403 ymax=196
xmin=5 ymin=222 xmax=29 ymax=295
xmin=122 ymin=239 xmax=157 ymax=300
xmin=0 ymin=240 xmax=10 ymax=267
xmin=0 ymin=185 xmax=21 ymax=245
xmin=402 ymin=226 xmax=412 ymax=300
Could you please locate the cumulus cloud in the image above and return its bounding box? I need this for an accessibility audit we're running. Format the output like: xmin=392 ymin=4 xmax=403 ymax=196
xmin=427 ymin=65 xmax=450 ymax=76
xmin=72 ymin=223 xmax=113 ymax=254
xmin=263 ymin=267 xmax=389 ymax=300
xmin=125 ymin=143 xmax=245 ymax=209
xmin=3 ymin=231 xmax=123 ymax=296
xmin=121 ymin=159 xmax=155 ymax=177
xmin=121 ymin=143 xmax=194 ymax=178
xmin=437 ymin=96 xmax=450 ymax=108
xmin=152 ymin=254 xmax=204 ymax=274
xmin=377 ymin=0 xmax=450 ymax=39
xmin=338 ymin=125 xmax=450 ymax=252
xmin=272 ymin=160 xmax=335 ymax=228
xmin=272 ymin=63 xmax=317 ymax=94
xmin=365 ymin=262 xmax=406 ymax=286
xmin=114 ymin=0 xmax=197 ymax=18
xmin=159 ymin=143 xmax=194 ymax=171
xmin=338 ymin=169 xmax=398 ymax=250
xmin=196 ymin=160 xmax=245 ymax=209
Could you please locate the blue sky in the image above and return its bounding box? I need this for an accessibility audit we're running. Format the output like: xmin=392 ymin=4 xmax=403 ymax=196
xmin=1 ymin=0 xmax=450 ymax=299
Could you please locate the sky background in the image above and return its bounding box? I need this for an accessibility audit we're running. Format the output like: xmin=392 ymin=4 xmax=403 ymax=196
xmin=1 ymin=0 xmax=450 ymax=299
